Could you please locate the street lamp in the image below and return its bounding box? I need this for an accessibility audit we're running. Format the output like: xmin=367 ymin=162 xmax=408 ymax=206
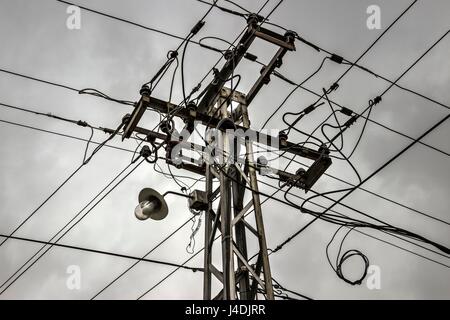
xmin=134 ymin=188 xmax=208 ymax=221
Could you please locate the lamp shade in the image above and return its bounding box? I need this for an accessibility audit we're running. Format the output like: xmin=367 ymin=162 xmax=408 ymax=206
xmin=134 ymin=188 xmax=168 ymax=221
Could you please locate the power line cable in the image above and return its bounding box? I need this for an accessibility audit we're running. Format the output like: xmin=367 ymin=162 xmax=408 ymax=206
xmin=0 ymin=119 xmax=135 ymax=154
xmin=272 ymin=114 xmax=449 ymax=257
xmin=257 ymin=179 xmax=450 ymax=268
xmin=53 ymin=0 xmax=449 ymax=114
xmin=91 ymin=217 xmax=194 ymax=299
xmin=261 ymin=57 xmax=330 ymax=129
xmin=0 ymin=158 xmax=145 ymax=295
xmin=272 ymin=70 xmax=450 ymax=158
xmin=0 ymin=120 xmax=124 ymax=249
xmin=0 ymin=234 xmax=201 ymax=272
xmin=334 ymin=0 xmax=418 ymax=85
xmin=55 ymin=0 xmax=203 ymax=45
xmin=199 ymin=0 xmax=448 ymax=113
xmin=0 ymin=68 xmax=79 ymax=92
xmin=4 ymin=112 xmax=448 ymax=255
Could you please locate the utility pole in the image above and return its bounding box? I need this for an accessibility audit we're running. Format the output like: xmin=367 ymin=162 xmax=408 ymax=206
xmin=120 ymin=14 xmax=332 ymax=300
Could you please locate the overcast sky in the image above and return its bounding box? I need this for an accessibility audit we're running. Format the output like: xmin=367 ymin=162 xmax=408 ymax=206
xmin=0 ymin=0 xmax=449 ymax=300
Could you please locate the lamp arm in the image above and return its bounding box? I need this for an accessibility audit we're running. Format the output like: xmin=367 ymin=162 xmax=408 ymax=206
xmin=162 ymin=191 xmax=193 ymax=199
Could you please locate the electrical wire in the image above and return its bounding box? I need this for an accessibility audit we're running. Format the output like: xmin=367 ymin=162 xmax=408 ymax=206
xmin=274 ymin=29 xmax=450 ymax=249
xmin=0 ymin=158 xmax=145 ymax=295
xmin=0 ymin=234 xmax=201 ymax=272
xmin=257 ymin=179 xmax=450 ymax=268
xmin=135 ymin=1 xmax=285 ymax=299
xmin=261 ymin=57 xmax=329 ymax=129
xmin=204 ymin=127 xmax=450 ymax=256
xmin=91 ymin=217 xmax=194 ymax=299
xmin=270 ymin=114 xmax=450 ymax=258
xmin=43 ymin=0 xmax=450 ymax=118
xmin=334 ymin=0 xmax=419 ymax=85
xmin=0 ymin=67 xmax=78 ymax=92
xmin=273 ymin=70 xmax=450 ymax=158
xmin=200 ymin=0 xmax=450 ymax=114
xmin=78 ymin=88 xmax=135 ymax=106
xmin=0 ymin=120 xmax=124 ymax=249
xmin=55 ymin=0 xmax=203 ymax=46
xmin=4 ymin=104 xmax=448 ymax=241
xmin=325 ymin=225 xmax=369 ymax=285
xmin=2 ymin=0 xmax=446 ymax=298
xmin=0 ymin=118 xmax=135 ymax=154
xmin=271 ymin=277 xmax=313 ymax=300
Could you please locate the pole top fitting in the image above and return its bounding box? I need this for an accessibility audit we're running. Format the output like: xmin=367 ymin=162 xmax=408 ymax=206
xmin=140 ymin=85 xmax=151 ymax=96
xmin=246 ymin=13 xmax=260 ymax=26
xmin=140 ymin=145 xmax=152 ymax=158
xmin=224 ymin=49 xmax=234 ymax=61
xmin=284 ymin=30 xmax=297 ymax=43
xmin=122 ymin=113 xmax=131 ymax=125
xmin=278 ymin=131 xmax=288 ymax=146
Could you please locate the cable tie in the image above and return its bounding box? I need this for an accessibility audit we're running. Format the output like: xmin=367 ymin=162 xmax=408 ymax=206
xmin=303 ymin=104 xmax=315 ymax=115
xmin=330 ymin=54 xmax=344 ymax=64
xmin=191 ymin=83 xmax=201 ymax=94
xmin=340 ymin=107 xmax=353 ymax=117
xmin=373 ymin=96 xmax=382 ymax=104
xmin=191 ymin=20 xmax=205 ymax=36
xmin=329 ymin=82 xmax=339 ymax=92
xmin=344 ymin=115 xmax=358 ymax=127
xmin=76 ymin=120 xmax=88 ymax=127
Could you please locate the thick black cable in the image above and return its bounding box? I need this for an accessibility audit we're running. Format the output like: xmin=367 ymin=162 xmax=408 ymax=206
xmin=0 ymin=234 xmax=201 ymax=272
xmin=279 ymin=29 xmax=450 ymax=234
xmin=258 ymin=179 xmax=450 ymax=267
xmin=0 ymin=68 xmax=78 ymax=92
xmin=271 ymin=139 xmax=449 ymax=225
xmin=207 ymin=137 xmax=450 ymax=256
xmin=272 ymin=114 xmax=450 ymax=255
